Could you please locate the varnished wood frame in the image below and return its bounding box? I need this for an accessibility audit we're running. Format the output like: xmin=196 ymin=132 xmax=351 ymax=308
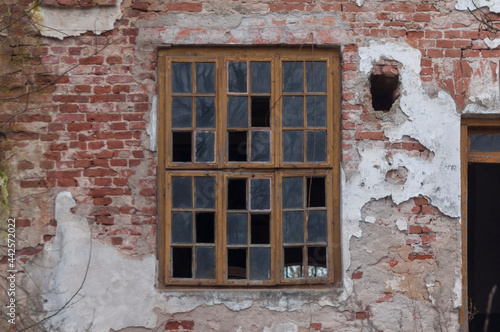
xmin=158 ymin=47 xmax=341 ymax=287
xmin=460 ymin=118 xmax=500 ymax=330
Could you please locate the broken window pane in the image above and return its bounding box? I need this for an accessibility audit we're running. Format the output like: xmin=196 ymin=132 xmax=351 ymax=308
xmin=195 ymin=212 xmax=215 ymax=244
xmin=282 ymin=96 xmax=304 ymax=128
xmin=172 ymin=247 xmax=192 ymax=278
xmin=306 ymin=131 xmax=326 ymax=162
xmin=250 ymin=131 xmax=271 ymax=162
xmin=251 ymin=97 xmax=270 ymax=127
xmin=283 ymin=131 xmax=303 ymax=162
xmin=470 ymin=134 xmax=500 ymax=152
xmin=228 ymin=178 xmax=247 ymax=210
xmin=171 ymin=97 xmax=192 ymax=128
xmin=307 ymin=246 xmax=327 ymax=277
xmin=283 ymin=61 xmax=303 ymax=93
xmin=195 ymin=97 xmax=215 ymax=128
xmin=250 ymin=247 xmax=271 ymax=280
xmin=196 ymin=62 xmax=215 ymax=94
xmin=306 ymin=96 xmax=327 ymax=128
xmin=172 ymin=176 xmax=192 ymax=208
xmin=227 ymin=213 xmax=247 ymax=245
xmin=228 ymin=248 xmax=247 ymax=279
xmin=250 ymin=178 xmax=270 ymax=210
xmin=283 ymin=211 xmax=304 ymax=244
xmin=228 ymin=131 xmax=247 ymax=161
xmin=171 ymin=212 xmax=193 ymax=243
xmin=195 ymin=176 xmax=215 ymax=209
xmin=282 ymin=177 xmax=303 ymax=209
xmin=172 ymin=132 xmax=192 ymax=162
xmin=172 ymin=62 xmax=192 ymax=93
xmin=251 ymin=61 xmax=271 ymax=93
xmin=195 ymin=247 xmax=215 ymax=279
xmin=228 ymin=61 xmax=247 ymax=93
xmin=307 ymin=210 xmax=327 ymax=243
xmin=307 ymin=177 xmax=326 ymax=207
xmin=195 ymin=131 xmax=214 ymax=163
xmin=251 ymin=214 xmax=270 ymax=244
xmin=228 ymin=97 xmax=248 ymax=128
xmin=306 ymin=61 xmax=327 ymax=93
xmin=284 ymin=247 xmax=303 ymax=278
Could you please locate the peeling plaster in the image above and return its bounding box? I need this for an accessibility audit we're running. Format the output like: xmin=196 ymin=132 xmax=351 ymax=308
xmin=146 ymin=95 xmax=158 ymax=152
xmin=456 ymin=0 xmax=500 ymax=13
xmin=463 ymin=59 xmax=500 ymax=114
xmin=32 ymin=0 xmax=122 ymax=39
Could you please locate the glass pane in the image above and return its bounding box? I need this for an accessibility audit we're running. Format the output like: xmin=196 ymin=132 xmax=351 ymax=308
xmin=195 ymin=97 xmax=215 ymax=128
xmin=195 ymin=212 xmax=214 ymax=243
xmin=172 ymin=176 xmax=192 ymax=208
xmin=251 ymin=97 xmax=270 ymax=127
xmin=282 ymin=96 xmax=303 ymax=128
xmin=196 ymin=247 xmax=215 ymax=279
xmin=306 ymin=131 xmax=326 ymax=162
xmin=306 ymin=96 xmax=327 ymax=128
xmin=251 ymin=214 xmax=270 ymax=244
xmin=283 ymin=211 xmax=304 ymax=244
xmin=284 ymin=247 xmax=303 ymax=278
xmin=195 ymin=176 xmax=215 ymax=209
xmin=196 ymin=62 xmax=215 ymax=94
xmin=228 ymin=97 xmax=248 ymax=128
xmin=306 ymin=61 xmax=327 ymax=92
xmin=172 ymin=62 xmax=192 ymax=93
xmin=228 ymin=178 xmax=247 ymax=210
xmin=228 ymin=131 xmax=247 ymax=161
xmin=250 ymin=247 xmax=271 ymax=280
xmin=251 ymin=62 xmax=271 ymax=93
xmin=283 ymin=131 xmax=303 ymax=162
xmin=307 ymin=210 xmax=327 ymax=243
xmin=307 ymin=177 xmax=326 ymax=207
xmin=171 ymin=212 xmax=192 ymax=243
xmin=307 ymin=246 xmax=327 ymax=277
xmin=227 ymin=213 xmax=247 ymax=245
xmin=172 ymin=132 xmax=192 ymax=162
xmin=250 ymin=178 xmax=270 ymax=210
xmin=195 ymin=132 xmax=215 ymax=163
xmin=283 ymin=61 xmax=303 ymax=93
xmin=228 ymin=61 xmax=247 ymax=93
xmin=172 ymin=247 xmax=192 ymax=278
xmin=228 ymin=248 xmax=247 ymax=279
xmin=470 ymin=134 xmax=500 ymax=152
xmin=283 ymin=177 xmax=303 ymax=209
xmin=171 ymin=97 xmax=192 ymax=128
xmin=250 ymin=131 xmax=271 ymax=162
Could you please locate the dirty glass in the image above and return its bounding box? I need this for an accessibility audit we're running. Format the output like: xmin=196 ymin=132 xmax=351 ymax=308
xmin=250 ymin=178 xmax=270 ymax=210
xmin=228 ymin=131 xmax=247 ymax=161
xmin=195 ymin=247 xmax=215 ymax=279
xmin=306 ymin=131 xmax=326 ymax=162
xmin=195 ymin=176 xmax=215 ymax=209
xmin=227 ymin=97 xmax=248 ymax=128
xmin=195 ymin=212 xmax=215 ymax=243
xmin=171 ymin=212 xmax=192 ymax=243
xmin=196 ymin=62 xmax=215 ymax=94
xmin=283 ymin=211 xmax=304 ymax=244
xmin=228 ymin=61 xmax=247 ymax=93
xmin=195 ymin=132 xmax=214 ymax=163
xmin=307 ymin=246 xmax=327 ymax=277
xmin=250 ymin=214 xmax=270 ymax=244
xmin=250 ymin=247 xmax=271 ymax=280
xmin=307 ymin=210 xmax=327 ymax=243
xmin=227 ymin=248 xmax=247 ymax=279
xmin=251 ymin=97 xmax=270 ymax=127
xmin=306 ymin=96 xmax=327 ymax=128
xmin=172 ymin=176 xmax=192 ymax=208
xmin=470 ymin=134 xmax=500 ymax=152
xmin=282 ymin=96 xmax=304 ymax=128
xmin=251 ymin=61 xmax=271 ymax=93
xmin=284 ymin=247 xmax=303 ymax=278
xmin=171 ymin=97 xmax=192 ymax=128
xmin=172 ymin=247 xmax=192 ymax=278
xmin=172 ymin=62 xmax=192 ymax=93
xmin=283 ymin=131 xmax=303 ymax=162
xmin=227 ymin=213 xmax=247 ymax=245
xmin=306 ymin=61 xmax=327 ymax=93
xmin=250 ymin=131 xmax=270 ymax=162
xmin=282 ymin=177 xmax=303 ymax=209
xmin=283 ymin=61 xmax=303 ymax=93
xmin=172 ymin=132 xmax=192 ymax=162
xmin=195 ymin=97 xmax=215 ymax=128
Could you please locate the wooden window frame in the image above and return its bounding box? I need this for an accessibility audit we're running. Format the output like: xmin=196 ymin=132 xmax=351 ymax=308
xmin=158 ymin=47 xmax=341 ymax=287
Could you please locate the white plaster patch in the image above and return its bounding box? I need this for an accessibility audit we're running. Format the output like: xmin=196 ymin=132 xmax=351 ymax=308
xmin=32 ymin=0 xmax=123 ymax=39
xmin=463 ymin=59 xmax=500 ymax=114
xmin=485 ymin=38 xmax=500 ymax=49
xmin=456 ymin=0 xmax=500 ymax=13
xmin=146 ymin=95 xmax=158 ymax=152
xmin=396 ymin=218 xmax=408 ymax=231
xmin=453 ymin=276 xmax=462 ymax=308
xmin=364 ymin=216 xmax=376 ymax=223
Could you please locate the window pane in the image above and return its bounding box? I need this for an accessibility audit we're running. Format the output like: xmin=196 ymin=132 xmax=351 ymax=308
xmin=195 ymin=131 xmax=215 ymax=163
xmin=172 ymin=62 xmax=192 ymax=93
xmin=195 ymin=176 xmax=215 ymax=209
xmin=284 ymin=247 xmax=303 ymax=278
xmin=307 ymin=177 xmax=326 ymax=207
xmin=228 ymin=178 xmax=247 ymax=210
xmin=251 ymin=97 xmax=270 ymax=127
xmin=196 ymin=247 xmax=215 ymax=279
xmin=228 ymin=131 xmax=247 ymax=161
xmin=250 ymin=178 xmax=270 ymax=210
xmin=306 ymin=61 xmax=327 ymax=92
xmin=251 ymin=61 xmax=271 ymax=93
xmin=306 ymin=131 xmax=326 ymax=162
xmin=283 ymin=131 xmax=303 ymax=162
xmin=283 ymin=177 xmax=303 ymax=209
xmin=196 ymin=62 xmax=215 ymax=94
xmin=250 ymin=131 xmax=271 ymax=162
xmin=171 ymin=212 xmax=192 ymax=243
xmin=228 ymin=97 xmax=248 ymax=128
xmin=283 ymin=96 xmax=304 ymax=128
xmin=172 ymin=176 xmax=192 ymax=208
xmin=306 ymin=96 xmax=327 ymax=128
xmin=195 ymin=97 xmax=215 ymax=128
xmin=251 ymin=214 xmax=270 ymax=244
xmin=307 ymin=210 xmax=327 ymax=243
xmin=172 ymin=132 xmax=192 ymax=162
xmin=172 ymin=97 xmax=192 ymax=128
xmin=228 ymin=61 xmax=247 ymax=93
xmin=283 ymin=211 xmax=304 ymax=244
xmin=172 ymin=247 xmax=192 ymax=278
xmin=283 ymin=61 xmax=303 ymax=93
xmin=227 ymin=213 xmax=247 ymax=245
xmin=228 ymin=248 xmax=247 ymax=279
xmin=195 ymin=212 xmax=215 ymax=243
xmin=307 ymin=246 xmax=327 ymax=277
xmin=470 ymin=134 xmax=500 ymax=152
xmin=250 ymin=247 xmax=271 ymax=280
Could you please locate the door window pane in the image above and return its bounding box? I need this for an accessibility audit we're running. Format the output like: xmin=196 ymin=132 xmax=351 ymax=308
xmin=283 ymin=62 xmax=303 ymax=93
xmin=196 ymin=62 xmax=215 ymax=94
xmin=251 ymin=62 xmax=271 ymax=93
xmin=250 ymin=247 xmax=271 ymax=280
xmin=228 ymin=62 xmax=247 ymax=93
xmin=172 ymin=62 xmax=192 ymax=93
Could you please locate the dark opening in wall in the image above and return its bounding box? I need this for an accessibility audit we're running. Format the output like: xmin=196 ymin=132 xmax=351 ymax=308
xmin=370 ymin=73 xmax=399 ymax=112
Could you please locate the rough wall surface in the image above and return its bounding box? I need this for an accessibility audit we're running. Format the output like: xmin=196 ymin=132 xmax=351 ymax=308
xmin=1 ymin=0 xmax=500 ymax=331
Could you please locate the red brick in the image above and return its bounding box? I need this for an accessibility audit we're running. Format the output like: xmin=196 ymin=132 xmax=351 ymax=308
xmin=310 ymin=323 xmax=322 ymax=330
xmin=352 ymin=271 xmax=363 ymax=279
xmin=422 ymin=205 xmax=439 ymax=214
xmin=376 ymin=293 xmax=393 ymax=303
xmin=94 ymin=197 xmax=113 ymax=205
xmin=165 ymin=320 xmax=195 ymax=330
xmin=68 ymin=123 xmax=92 ymax=132
xmin=409 ymin=225 xmax=422 ymax=234
xmin=96 ymin=216 xmax=114 ymax=225
xmin=167 ymin=2 xmax=202 ymax=12
xmin=111 ymin=237 xmax=123 ymax=245
xmin=355 ymin=132 xmax=386 ymax=140
xmin=58 ymin=178 xmax=78 ymax=187
xmin=421 ymin=234 xmax=436 ymax=244
xmin=84 ymin=168 xmax=118 ymax=177
xmin=79 ymin=56 xmax=104 ymax=65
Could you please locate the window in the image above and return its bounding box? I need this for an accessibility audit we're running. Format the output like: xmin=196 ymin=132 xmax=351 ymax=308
xmin=158 ymin=48 xmax=341 ymax=286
